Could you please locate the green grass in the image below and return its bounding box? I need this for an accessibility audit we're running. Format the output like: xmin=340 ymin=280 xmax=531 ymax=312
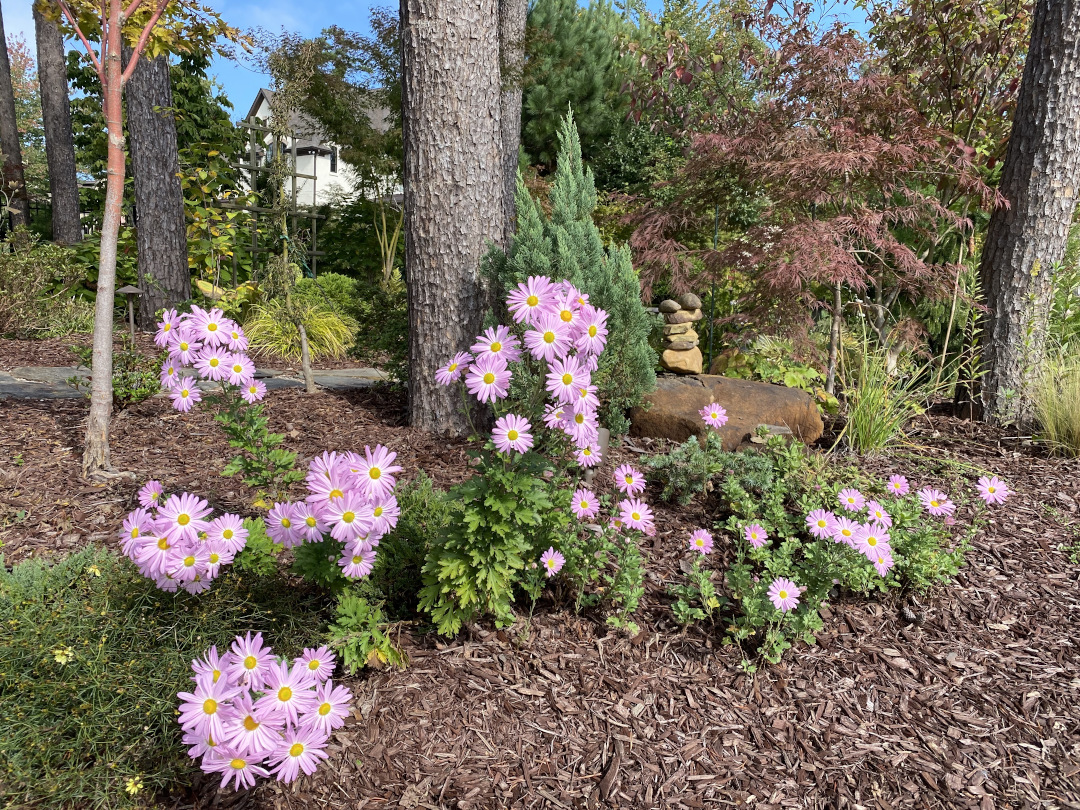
xmin=1034 ymin=353 xmax=1080 ymax=457
xmin=840 ymin=348 xmax=930 ymax=455
xmin=0 ymin=547 xmax=329 ymax=809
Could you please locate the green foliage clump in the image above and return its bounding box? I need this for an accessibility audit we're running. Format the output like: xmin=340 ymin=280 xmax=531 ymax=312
xmin=326 ymin=592 xmax=408 ymax=673
xmin=0 ymin=547 xmax=326 ymax=809
xmin=1034 ymin=352 xmax=1080 ymax=457
xmin=669 ymin=556 xmax=727 ymax=627
xmin=244 ymin=296 xmax=356 ymax=363
xmin=486 ymin=111 xmax=657 ymax=434
xmin=211 ymin=387 xmax=304 ymax=500
xmin=644 ymin=431 xmax=774 ymax=505
xmin=0 ymin=229 xmax=87 ymax=338
xmin=841 ymin=348 xmax=929 ymax=455
xmin=294 ymin=272 xmax=360 ymax=316
xmin=419 ymin=452 xmax=572 ymax=636
xmin=70 ymin=338 xmax=164 ymax=409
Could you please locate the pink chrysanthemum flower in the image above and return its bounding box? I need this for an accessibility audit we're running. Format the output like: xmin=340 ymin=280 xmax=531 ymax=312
xmin=287 ymin=500 xmax=326 ymax=543
xmin=976 ymin=475 xmax=1010 ymax=505
xmin=543 ymin=403 xmax=568 ymax=429
xmin=241 ymin=380 xmax=267 ymax=404
xmin=613 ymin=464 xmax=646 ymax=496
xmin=354 ymin=444 xmax=402 ymax=500
xmin=546 ymin=355 xmax=589 ymax=404
xmin=575 ymin=305 xmax=609 ymax=355
xmin=699 ymin=402 xmax=728 ymax=429
xmin=206 ymin=750 xmax=272 ymax=792
xmin=170 ymin=544 xmax=210 ymax=583
xmin=551 ymin=290 xmax=581 ymax=330
xmin=221 ymin=692 xmax=284 ymax=759
xmin=465 ymin=353 xmax=511 ymax=403
xmin=191 ymin=645 xmax=227 ymax=686
xmin=369 ymin=495 xmax=400 ymax=536
xmin=295 ymin=646 xmax=336 ymax=683
xmin=523 ymin=314 xmax=572 ymax=363
xmin=120 ymin=507 xmax=154 ymax=548
xmin=744 ymin=523 xmax=768 ymax=548
xmin=189 ymin=305 xmax=229 ymax=346
xmin=917 ymin=487 xmax=956 ymax=517
xmin=540 ymin=547 xmax=565 ymax=577
xmin=338 ymin=547 xmax=377 ymax=578
xmin=865 ymin=500 xmax=892 ymax=528
xmin=506 ymin=275 xmax=557 ymax=324
xmin=204 ymin=541 xmax=233 ymax=578
xmin=564 ymin=408 xmax=598 ymax=448
xmin=618 ymin=498 xmax=654 ymax=533
xmin=689 ymin=529 xmax=714 ymax=555
xmin=266 ymin=502 xmax=304 ymax=548
xmin=138 ymin=480 xmax=164 ymax=510
xmin=323 ymin=491 xmax=375 ymax=543
xmin=224 ymin=324 xmax=248 ymax=353
xmin=887 ymin=475 xmax=909 ymax=497
xmin=831 ymin=516 xmax=859 ymax=547
xmin=171 ymin=378 xmax=202 ymax=412
xmin=872 ymin=549 xmax=895 ymax=576
xmin=767 ymin=577 xmax=802 ymax=612
xmin=301 ymin=679 xmax=352 ymax=735
xmin=838 ymin=488 xmax=866 ymax=511
xmin=206 ymin=514 xmax=248 ymax=552
xmin=156 ymin=492 xmax=212 ymax=544
xmin=226 ymin=631 xmax=274 ymax=689
xmin=576 ymin=442 xmax=602 ymax=468
xmin=435 ymin=351 xmax=472 ymax=386
xmin=470 ymin=325 xmax=521 ymax=364
xmin=570 ymin=383 xmax=599 ymax=414
xmin=492 ymin=413 xmax=533 ymax=454
xmin=805 ymin=509 xmax=836 ymax=539
xmin=169 ymin=329 xmax=203 ymax=366
xmin=255 ymin=661 xmax=318 ymax=727
xmin=268 ymin=726 xmax=329 ymax=784
xmin=194 ymin=346 xmax=230 ymax=382
xmin=177 ymin=675 xmax=237 ymax=741
xmin=225 ymin=354 xmax=256 ymax=387
xmin=855 ymin=525 xmax=891 ymax=561
xmin=135 ymin=535 xmax=174 ymax=577
xmin=305 ymin=468 xmax=352 ymax=509
xmin=571 ymin=488 xmax=599 ymax=520
xmin=160 ymin=361 xmax=181 ymax=390
xmin=155 ymin=308 xmax=180 ymax=347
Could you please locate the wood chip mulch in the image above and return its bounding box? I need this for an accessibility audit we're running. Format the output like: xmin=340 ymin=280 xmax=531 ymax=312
xmin=1 ymin=387 xmax=1078 ymax=809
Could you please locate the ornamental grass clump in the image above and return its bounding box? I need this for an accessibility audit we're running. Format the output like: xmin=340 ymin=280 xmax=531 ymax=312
xmin=420 ymin=275 xmax=651 ymax=634
xmin=1033 ymin=353 xmax=1080 ymax=457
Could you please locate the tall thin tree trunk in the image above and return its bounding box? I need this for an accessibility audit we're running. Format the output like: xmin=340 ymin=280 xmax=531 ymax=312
xmin=0 ymin=4 xmax=30 ymax=228
xmin=124 ymin=49 xmax=189 ymax=326
xmin=34 ymin=6 xmax=81 ymax=244
xmin=402 ymin=0 xmax=506 ymax=435
xmin=82 ymin=5 xmax=127 ymax=477
xmin=298 ymin=322 xmax=317 ymax=393
xmin=498 ymin=0 xmax=528 ymax=245
xmin=825 ymin=281 xmax=842 ymax=395
xmin=978 ymin=0 xmax=1080 ymax=426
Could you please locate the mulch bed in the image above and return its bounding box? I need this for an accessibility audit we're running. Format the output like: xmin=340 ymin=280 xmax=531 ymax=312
xmin=2 ymin=388 xmax=1079 ymax=809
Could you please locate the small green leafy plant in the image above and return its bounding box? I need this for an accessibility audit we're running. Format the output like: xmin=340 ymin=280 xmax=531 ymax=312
xmin=644 ymin=430 xmax=774 ymax=505
xmin=70 ymin=337 xmax=164 ymax=409
xmin=669 ymin=556 xmax=727 ymax=627
xmin=326 ymin=591 xmax=408 ymax=673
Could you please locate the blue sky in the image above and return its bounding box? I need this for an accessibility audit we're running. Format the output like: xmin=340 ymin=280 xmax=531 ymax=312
xmin=4 ymin=0 xmax=866 ymax=123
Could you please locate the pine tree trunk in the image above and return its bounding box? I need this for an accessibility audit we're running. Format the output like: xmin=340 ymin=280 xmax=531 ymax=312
xmin=34 ymin=6 xmax=82 ymax=244
xmin=401 ymin=0 xmax=506 ymax=435
xmin=978 ymin=0 xmax=1080 ymax=426
xmin=83 ymin=19 xmax=127 ymax=477
xmin=498 ymin=0 xmax=528 ymax=245
xmin=0 ymin=4 xmax=30 ymax=229
xmin=124 ymin=49 xmax=189 ymax=326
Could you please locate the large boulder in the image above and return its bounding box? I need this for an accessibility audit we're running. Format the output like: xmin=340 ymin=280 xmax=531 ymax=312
xmin=630 ymin=374 xmax=824 ymax=449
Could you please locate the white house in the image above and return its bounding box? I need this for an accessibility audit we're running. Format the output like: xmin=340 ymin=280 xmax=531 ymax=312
xmin=244 ymin=88 xmax=396 ymax=208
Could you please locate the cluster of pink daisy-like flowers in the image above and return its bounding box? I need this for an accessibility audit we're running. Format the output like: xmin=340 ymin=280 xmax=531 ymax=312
xmin=263 ymin=445 xmax=403 ymax=578
xmin=435 ymin=276 xmax=610 ymax=467
xmin=120 ymin=480 xmax=248 ymax=594
xmin=155 ymin=306 xmax=266 ymax=411
xmin=805 ymin=489 xmax=900 ymax=575
xmin=178 ymin=634 xmax=351 ymax=790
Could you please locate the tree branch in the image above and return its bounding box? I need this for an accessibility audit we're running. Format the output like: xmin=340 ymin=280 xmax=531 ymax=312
xmin=56 ymin=0 xmax=104 ymax=78
xmin=120 ymin=0 xmax=169 ymax=85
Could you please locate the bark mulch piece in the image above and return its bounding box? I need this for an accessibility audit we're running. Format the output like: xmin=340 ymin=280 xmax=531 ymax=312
xmin=2 ymin=389 xmax=1079 ymax=808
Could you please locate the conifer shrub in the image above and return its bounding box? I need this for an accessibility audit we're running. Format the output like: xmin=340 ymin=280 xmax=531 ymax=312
xmin=485 ymin=111 xmax=657 ymax=435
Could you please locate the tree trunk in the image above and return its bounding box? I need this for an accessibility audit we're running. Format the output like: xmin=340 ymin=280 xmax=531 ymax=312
xmin=0 ymin=4 xmax=30 ymax=229
xmin=34 ymin=6 xmax=82 ymax=244
xmin=498 ymin=0 xmax=528 ymax=245
xmin=401 ymin=0 xmax=506 ymax=435
xmin=124 ymin=48 xmax=189 ymax=326
xmin=82 ymin=7 xmax=127 ymax=477
xmin=978 ymin=0 xmax=1080 ymax=426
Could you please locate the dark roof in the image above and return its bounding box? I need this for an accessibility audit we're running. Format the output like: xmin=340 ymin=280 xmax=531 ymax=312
xmin=245 ymin=87 xmax=393 ymax=152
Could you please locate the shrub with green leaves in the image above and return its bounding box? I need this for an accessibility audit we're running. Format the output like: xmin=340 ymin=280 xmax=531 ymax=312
xmin=244 ymin=296 xmax=356 ymax=363
xmin=70 ymin=337 xmax=164 ymax=409
xmin=0 ymin=547 xmax=326 ymax=809
xmin=644 ymin=430 xmax=774 ymax=505
xmin=0 ymin=228 xmax=87 ymax=338
xmin=326 ymin=591 xmax=408 ymax=673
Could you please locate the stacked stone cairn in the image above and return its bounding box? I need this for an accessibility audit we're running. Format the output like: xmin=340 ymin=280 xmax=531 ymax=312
xmin=658 ymin=293 xmax=704 ymax=374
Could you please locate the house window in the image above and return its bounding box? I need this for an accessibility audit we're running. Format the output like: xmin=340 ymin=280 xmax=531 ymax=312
xmin=330 ymin=147 xmax=338 ymax=174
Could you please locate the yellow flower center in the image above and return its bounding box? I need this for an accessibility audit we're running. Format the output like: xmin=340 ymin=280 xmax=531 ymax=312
xmin=580 ymin=500 xmax=589 ymax=509
xmin=319 ymin=702 xmax=332 ymax=716
xmin=306 ymin=516 xmax=317 ymax=527
xmin=490 ymin=341 xmax=502 ymax=352
xmin=547 ymin=558 xmax=557 ymax=568
xmin=575 ymin=414 xmax=584 ymax=425
xmin=243 ymin=715 xmax=259 ymax=732
xmin=179 ymin=341 xmax=189 ymax=351
xmin=369 ymin=467 xmax=381 ymax=480
xmin=988 ymin=486 xmax=996 ymax=493
xmin=329 ymin=488 xmax=343 ymax=499
xmin=583 ymin=448 xmax=592 ymax=456
xmin=842 ymin=528 xmax=852 ymax=537
xmin=526 ymin=294 xmax=539 ymax=307
xmin=130 ymin=527 xmax=139 ymax=538
xmin=308 ymin=660 xmax=321 ymax=671
xmin=289 ymin=742 xmax=305 ymax=757
xmin=342 ymin=511 xmax=355 ymax=524
xmin=867 ymin=537 xmax=878 ymax=547
xmin=543 ymin=331 xmax=555 ymax=344
xmin=560 ymin=310 xmax=573 ymax=322
xmin=248 ymin=386 xmax=257 ymax=394
xmin=588 ymin=325 xmax=597 ymax=337
xmin=244 ymin=655 xmax=257 ymax=670
xmin=212 ymin=668 xmax=221 ymax=683
xmin=624 ymin=475 xmax=633 ymax=485
xmin=157 ymin=538 xmax=170 ymax=550
xmin=183 ymin=555 xmax=196 ymax=567
xmin=233 ymin=364 xmax=243 ymax=373
xmin=562 ymin=373 xmax=573 ymax=385
xmin=180 ymin=389 xmax=190 ymax=398
xmin=448 ymin=362 xmax=458 ymax=372
xmin=281 ymin=517 xmax=292 ymax=528
xmin=209 ymin=553 xmax=220 ymax=564
xmin=203 ymin=698 xmax=217 ymax=715
xmin=632 ymin=512 xmax=641 ymax=521
xmin=507 ymin=429 xmax=519 ymax=441
xmin=222 ymin=528 xmax=234 ymax=540
xmin=483 ymin=372 xmax=495 ymax=385
xmin=209 ymin=358 xmax=219 ymax=367
xmin=177 ymin=514 xmax=190 ymax=526
xmin=778 ymin=590 xmax=788 ymax=600
xmin=817 ymin=520 xmax=826 ymax=528
xmin=373 ymin=507 xmax=383 ymax=517
xmin=164 ymin=323 xmax=171 ymax=332
xmin=230 ymin=758 xmax=246 ymax=770
xmin=931 ymin=500 xmax=940 ymax=508
xmin=352 ymin=555 xmax=363 ymax=565
xmin=208 ymin=323 xmax=218 ymax=332
xmin=278 ymin=686 xmax=292 ymax=702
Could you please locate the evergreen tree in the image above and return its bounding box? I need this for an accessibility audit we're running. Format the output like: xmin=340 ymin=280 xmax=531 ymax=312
xmin=488 ymin=111 xmax=657 ymax=434
xmin=521 ymin=0 xmax=628 ymax=168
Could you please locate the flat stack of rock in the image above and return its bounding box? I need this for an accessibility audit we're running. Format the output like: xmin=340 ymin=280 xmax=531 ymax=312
xmin=659 ymin=293 xmax=704 ymax=374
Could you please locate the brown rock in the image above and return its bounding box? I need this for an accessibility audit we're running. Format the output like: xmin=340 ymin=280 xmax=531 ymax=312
xmin=665 ymin=308 xmax=703 ymax=325
xmin=663 ymin=322 xmax=693 ymax=336
xmin=663 ymin=328 xmax=698 ymax=342
xmin=676 ymin=292 xmax=702 ymax=310
xmin=659 ymin=299 xmax=682 ymax=314
xmin=629 ymin=375 xmax=824 ymax=450
xmin=659 ymin=347 xmax=703 ymax=374
xmin=663 ymin=339 xmax=699 ymax=351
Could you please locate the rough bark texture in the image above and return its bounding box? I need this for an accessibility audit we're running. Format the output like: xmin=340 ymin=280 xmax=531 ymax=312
xmin=124 ymin=49 xmax=189 ymax=326
xmin=401 ymin=0 xmax=506 ymax=435
xmin=0 ymin=3 xmax=30 ymax=228
xmin=978 ymin=0 xmax=1080 ymax=426
xmin=34 ymin=7 xmax=81 ymax=244
xmin=498 ymin=0 xmax=528 ymax=245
